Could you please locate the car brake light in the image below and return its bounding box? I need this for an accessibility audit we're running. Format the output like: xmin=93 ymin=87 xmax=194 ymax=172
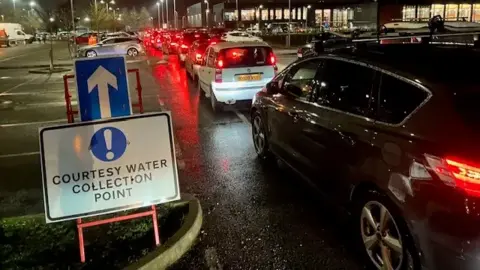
xmin=268 ymin=52 xmax=276 ymax=65
xmin=215 ymin=69 xmax=222 ymax=83
xmin=196 ymin=53 xmax=202 ymax=60
xmin=157 ymin=38 xmax=161 ymax=43
xmin=171 ymin=42 xmax=177 ymax=46
xmin=210 ymin=41 xmax=217 ymax=45
xmin=181 ymin=44 xmax=188 ymax=49
xmin=421 ymin=155 xmax=480 ymax=197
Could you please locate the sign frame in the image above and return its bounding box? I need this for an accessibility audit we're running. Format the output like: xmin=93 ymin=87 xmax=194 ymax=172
xmin=39 ymin=112 xmax=180 ymax=223
xmin=74 ymin=55 xmax=133 ymax=121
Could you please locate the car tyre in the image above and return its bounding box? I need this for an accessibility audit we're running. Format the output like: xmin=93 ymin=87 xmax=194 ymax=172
xmin=251 ymin=111 xmax=271 ymax=159
xmin=86 ymin=50 xmax=97 ymax=57
xmin=127 ymin=48 xmax=139 ymax=57
xmin=354 ymin=191 xmax=419 ymax=270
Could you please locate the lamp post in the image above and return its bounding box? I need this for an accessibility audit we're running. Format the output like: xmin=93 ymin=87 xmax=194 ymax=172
xmin=156 ymin=2 xmax=161 ymax=29
xmin=306 ymin=5 xmax=311 ymax=28
xmin=1 ymin=15 xmax=4 ymax=22
xmin=160 ymin=0 xmax=165 ymax=28
xmin=165 ymin=0 xmax=169 ymax=28
xmin=12 ymin=0 xmax=16 ymax=12
xmin=49 ymin=17 xmax=55 ymax=71
xmin=204 ymin=0 xmax=209 ymax=28
xmin=236 ymin=0 xmax=239 ymax=28
xmin=173 ymin=0 xmax=177 ymax=29
xmin=287 ymin=0 xmax=291 ymax=47
xmin=29 ymin=1 xmax=35 ymax=17
xmin=257 ymin=5 xmax=263 ymax=30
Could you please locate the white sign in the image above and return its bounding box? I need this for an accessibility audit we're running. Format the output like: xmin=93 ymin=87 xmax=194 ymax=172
xmin=39 ymin=113 xmax=180 ymax=223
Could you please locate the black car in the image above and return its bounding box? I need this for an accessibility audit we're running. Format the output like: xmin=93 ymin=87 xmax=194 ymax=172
xmin=297 ymin=32 xmax=350 ymax=59
xmin=251 ymin=43 xmax=480 ymax=270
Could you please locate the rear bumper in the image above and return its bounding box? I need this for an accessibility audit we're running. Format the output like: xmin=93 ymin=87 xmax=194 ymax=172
xmin=212 ymin=85 xmax=263 ymax=103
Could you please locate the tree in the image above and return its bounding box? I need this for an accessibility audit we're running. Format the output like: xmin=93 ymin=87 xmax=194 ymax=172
xmin=85 ymin=3 xmax=108 ymax=32
xmin=56 ymin=8 xmax=73 ymax=31
xmin=121 ymin=7 xmax=152 ymax=31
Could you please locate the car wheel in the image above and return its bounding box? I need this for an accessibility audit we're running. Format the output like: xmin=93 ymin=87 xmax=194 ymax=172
xmin=86 ymin=50 xmax=97 ymax=57
xmin=127 ymin=48 xmax=139 ymax=57
xmin=252 ymin=111 xmax=270 ymax=159
xmin=356 ymin=192 xmax=418 ymax=270
xmin=210 ymin=89 xmax=222 ymax=112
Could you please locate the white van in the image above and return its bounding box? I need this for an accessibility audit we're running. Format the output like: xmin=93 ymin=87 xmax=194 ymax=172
xmin=0 ymin=23 xmax=34 ymax=45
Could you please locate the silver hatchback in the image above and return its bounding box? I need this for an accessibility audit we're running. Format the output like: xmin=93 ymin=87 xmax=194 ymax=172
xmin=78 ymin=37 xmax=144 ymax=58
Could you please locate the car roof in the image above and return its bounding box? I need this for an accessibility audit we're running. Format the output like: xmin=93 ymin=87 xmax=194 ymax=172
xmin=318 ymin=43 xmax=480 ymax=89
xmin=210 ymin=41 xmax=270 ymax=51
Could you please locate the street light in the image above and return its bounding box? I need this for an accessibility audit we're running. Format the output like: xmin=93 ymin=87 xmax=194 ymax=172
xmin=306 ymin=5 xmax=311 ymax=28
xmin=49 ymin=17 xmax=55 ymax=22
xmin=84 ymin=17 xmax=90 ymax=22
xmin=160 ymin=0 xmax=165 ymax=28
xmin=1 ymin=15 xmax=4 ymax=22
xmin=156 ymin=2 xmax=161 ymax=29
xmin=29 ymin=1 xmax=35 ymax=7
xmin=204 ymin=0 xmax=209 ymax=28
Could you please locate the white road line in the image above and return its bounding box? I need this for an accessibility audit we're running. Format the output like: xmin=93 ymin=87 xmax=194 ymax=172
xmin=233 ymin=108 xmax=250 ymax=124
xmin=0 ymin=90 xmax=66 ymax=96
xmin=0 ymin=76 xmax=38 ymax=96
xmin=0 ymin=151 xmax=39 ymax=159
xmin=0 ymin=119 xmax=66 ymax=128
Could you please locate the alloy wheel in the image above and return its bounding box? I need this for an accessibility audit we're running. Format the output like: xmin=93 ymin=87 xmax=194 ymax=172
xmin=360 ymin=201 xmax=404 ymax=270
xmin=86 ymin=50 xmax=97 ymax=57
xmin=128 ymin=48 xmax=138 ymax=57
xmin=252 ymin=115 xmax=266 ymax=155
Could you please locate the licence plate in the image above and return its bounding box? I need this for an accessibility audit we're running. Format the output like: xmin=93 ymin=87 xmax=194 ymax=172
xmin=237 ymin=74 xmax=261 ymax=81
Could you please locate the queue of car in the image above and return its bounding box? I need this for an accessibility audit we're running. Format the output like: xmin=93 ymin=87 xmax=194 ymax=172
xmin=149 ymin=19 xmax=480 ymax=270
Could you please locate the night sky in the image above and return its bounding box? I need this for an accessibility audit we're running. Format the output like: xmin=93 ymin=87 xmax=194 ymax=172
xmin=35 ymin=0 xmax=198 ymax=17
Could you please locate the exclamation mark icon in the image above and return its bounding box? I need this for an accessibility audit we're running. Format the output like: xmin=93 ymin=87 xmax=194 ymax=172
xmin=104 ymin=129 xmax=114 ymax=160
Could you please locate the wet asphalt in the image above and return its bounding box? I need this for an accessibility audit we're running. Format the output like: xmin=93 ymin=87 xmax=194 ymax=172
xmin=0 ymin=45 xmax=366 ymax=269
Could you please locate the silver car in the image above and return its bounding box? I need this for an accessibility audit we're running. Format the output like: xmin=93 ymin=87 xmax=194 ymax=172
xmin=78 ymin=37 xmax=144 ymax=58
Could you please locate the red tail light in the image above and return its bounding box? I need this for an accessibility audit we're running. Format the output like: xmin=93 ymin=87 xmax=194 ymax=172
xmin=216 ymin=59 xmax=224 ymax=68
xmin=215 ymin=68 xmax=222 ymax=83
xmin=181 ymin=44 xmax=188 ymax=49
xmin=156 ymin=38 xmax=161 ymax=43
xmin=268 ymin=52 xmax=276 ymax=65
xmin=195 ymin=53 xmax=202 ymax=60
xmin=421 ymin=155 xmax=480 ymax=197
xmin=171 ymin=42 xmax=177 ymax=46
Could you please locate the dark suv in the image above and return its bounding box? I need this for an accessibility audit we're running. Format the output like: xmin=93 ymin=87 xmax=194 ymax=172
xmin=251 ymin=43 xmax=480 ymax=270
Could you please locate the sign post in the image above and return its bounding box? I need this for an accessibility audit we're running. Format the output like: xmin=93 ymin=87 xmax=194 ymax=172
xmin=41 ymin=56 xmax=177 ymax=263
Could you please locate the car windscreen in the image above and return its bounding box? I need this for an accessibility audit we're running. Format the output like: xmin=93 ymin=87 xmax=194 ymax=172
xmin=220 ymin=47 xmax=271 ymax=68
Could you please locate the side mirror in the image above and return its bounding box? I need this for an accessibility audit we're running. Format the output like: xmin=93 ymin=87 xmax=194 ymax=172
xmin=285 ymin=83 xmax=303 ymax=97
xmin=265 ymin=81 xmax=280 ymax=94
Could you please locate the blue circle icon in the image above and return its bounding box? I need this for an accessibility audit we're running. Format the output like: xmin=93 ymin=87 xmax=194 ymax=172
xmin=90 ymin=127 xmax=127 ymax=162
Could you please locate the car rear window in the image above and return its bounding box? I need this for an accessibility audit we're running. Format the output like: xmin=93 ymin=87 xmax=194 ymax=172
xmin=183 ymin=33 xmax=209 ymax=44
xmin=220 ymin=47 xmax=271 ymax=68
xmin=453 ymin=89 xmax=480 ymax=127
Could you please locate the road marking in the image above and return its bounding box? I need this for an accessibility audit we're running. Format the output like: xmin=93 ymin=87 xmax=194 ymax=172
xmin=233 ymin=108 xmax=250 ymax=124
xmin=0 ymin=76 xmax=38 ymax=96
xmin=0 ymin=118 xmax=66 ymax=128
xmin=0 ymin=151 xmax=39 ymax=159
xmin=0 ymin=90 xmax=65 ymax=96
xmin=16 ymin=101 xmax=77 ymax=108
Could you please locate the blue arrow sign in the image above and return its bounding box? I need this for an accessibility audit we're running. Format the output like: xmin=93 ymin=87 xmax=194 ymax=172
xmin=75 ymin=56 xmax=132 ymax=121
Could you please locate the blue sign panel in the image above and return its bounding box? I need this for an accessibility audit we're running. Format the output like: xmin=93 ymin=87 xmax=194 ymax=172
xmin=90 ymin=127 xmax=128 ymax=162
xmin=74 ymin=56 xmax=132 ymax=121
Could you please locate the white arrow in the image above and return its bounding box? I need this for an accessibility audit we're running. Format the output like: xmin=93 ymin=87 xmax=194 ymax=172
xmin=87 ymin=65 xmax=118 ymax=119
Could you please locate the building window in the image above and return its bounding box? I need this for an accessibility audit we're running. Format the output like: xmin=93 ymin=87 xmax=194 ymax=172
xmin=323 ymin=9 xmax=331 ymax=24
xmin=284 ymin=8 xmax=290 ymax=20
xmin=431 ymin=4 xmax=445 ymax=17
xmin=241 ymin=9 xmax=255 ymax=21
xmin=275 ymin=8 xmax=282 ymax=20
xmin=402 ymin=5 xmax=416 ymax=21
xmin=315 ymin=9 xmax=323 ymax=25
xmin=303 ymin=7 xmax=307 ymax=20
xmin=224 ymin=10 xmax=237 ymax=21
xmin=474 ymin=4 xmax=480 ymax=22
xmin=261 ymin=9 xmax=268 ymax=20
xmin=445 ymin=4 xmax=458 ymax=21
xmin=269 ymin=9 xmax=274 ymax=20
xmin=459 ymin=4 xmax=471 ymax=21
xmin=333 ymin=9 xmax=348 ymax=27
xmin=297 ymin=8 xmax=302 ymax=20
xmin=418 ymin=5 xmax=430 ymax=21
xmin=291 ymin=8 xmax=296 ymax=20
